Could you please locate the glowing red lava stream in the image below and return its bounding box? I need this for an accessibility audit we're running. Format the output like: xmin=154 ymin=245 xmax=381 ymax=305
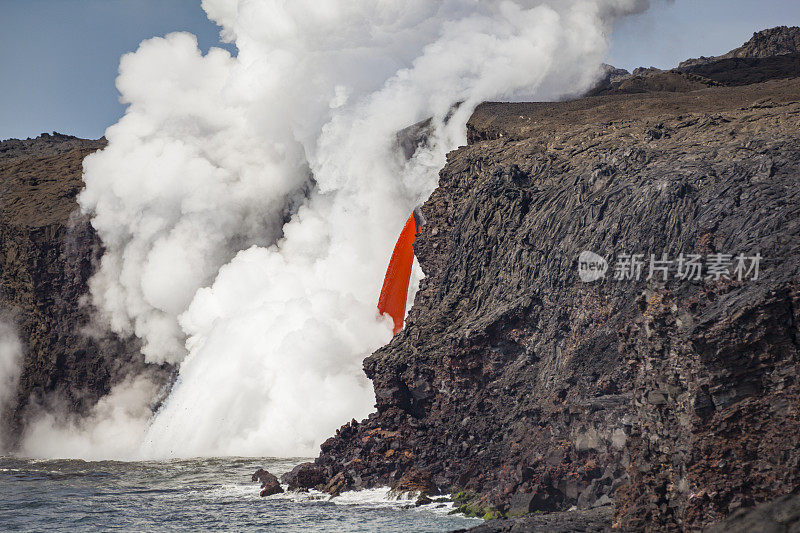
xmin=377 ymin=213 xmax=420 ymax=335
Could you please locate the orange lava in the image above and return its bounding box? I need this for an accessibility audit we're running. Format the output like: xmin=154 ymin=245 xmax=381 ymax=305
xmin=377 ymin=214 xmax=417 ymax=335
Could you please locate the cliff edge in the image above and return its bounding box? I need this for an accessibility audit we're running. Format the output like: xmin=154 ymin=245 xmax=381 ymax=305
xmin=308 ymin=43 xmax=800 ymax=531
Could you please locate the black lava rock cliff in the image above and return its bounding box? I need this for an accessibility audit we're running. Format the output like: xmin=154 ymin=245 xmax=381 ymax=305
xmin=0 ymin=134 xmax=159 ymax=443
xmin=309 ymin=31 xmax=800 ymax=531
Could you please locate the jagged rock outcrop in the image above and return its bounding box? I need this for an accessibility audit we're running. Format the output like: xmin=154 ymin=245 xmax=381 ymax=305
xmin=0 ymin=133 xmax=160 ymax=443
xmin=252 ymin=468 xmax=284 ymax=497
xmin=679 ymin=26 xmax=800 ymax=69
xmin=281 ymin=462 xmax=327 ymax=491
xmin=311 ymin=57 xmax=800 ymax=529
xmin=590 ymin=27 xmax=800 ymax=97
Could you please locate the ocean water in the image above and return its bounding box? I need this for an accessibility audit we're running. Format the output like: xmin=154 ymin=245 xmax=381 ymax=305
xmin=0 ymin=456 xmax=480 ymax=532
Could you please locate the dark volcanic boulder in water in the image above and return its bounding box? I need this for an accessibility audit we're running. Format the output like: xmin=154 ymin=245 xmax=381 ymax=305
xmin=388 ymin=467 xmax=439 ymax=498
xmin=314 ymin=69 xmax=800 ymax=530
xmin=280 ymin=462 xmax=326 ymax=491
xmin=252 ymin=468 xmax=284 ymax=497
xmin=324 ymin=471 xmax=352 ymax=497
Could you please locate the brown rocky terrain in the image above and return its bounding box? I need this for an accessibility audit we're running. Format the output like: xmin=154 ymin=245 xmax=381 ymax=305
xmin=291 ymin=31 xmax=800 ymax=532
xmin=704 ymin=492 xmax=800 ymax=532
xmin=0 ymin=133 xmax=162 ymax=442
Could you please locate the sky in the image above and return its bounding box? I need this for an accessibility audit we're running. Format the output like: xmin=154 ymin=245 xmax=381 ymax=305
xmin=0 ymin=0 xmax=232 ymax=141
xmin=608 ymin=0 xmax=800 ymax=71
xmin=1 ymin=0 xmax=799 ymax=141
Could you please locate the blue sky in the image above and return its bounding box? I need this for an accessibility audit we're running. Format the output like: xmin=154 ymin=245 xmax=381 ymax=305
xmin=1 ymin=0 xmax=799 ymax=141
xmin=0 ymin=0 xmax=231 ymax=141
xmin=608 ymin=0 xmax=800 ymax=71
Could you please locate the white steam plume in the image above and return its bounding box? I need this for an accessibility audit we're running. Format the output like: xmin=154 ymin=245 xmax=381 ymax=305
xmin=0 ymin=319 xmax=23 ymax=453
xmin=72 ymin=0 xmax=650 ymax=459
xmin=19 ymin=373 xmax=162 ymax=460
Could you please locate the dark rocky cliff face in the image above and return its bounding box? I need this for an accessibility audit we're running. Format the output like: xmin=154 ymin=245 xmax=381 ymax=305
xmin=0 ymin=133 xmax=158 ymax=442
xmin=311 ymin=73 xmax=800 ymax=529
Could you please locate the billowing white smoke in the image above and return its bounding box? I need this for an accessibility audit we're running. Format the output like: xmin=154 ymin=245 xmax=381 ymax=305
xmin=20 ymin=374 xmax=161 ymax=460
xmin=71 ymin=0 xmax=649 ymax=458
xmin=0 ymin=320 xmax=23 ymax=453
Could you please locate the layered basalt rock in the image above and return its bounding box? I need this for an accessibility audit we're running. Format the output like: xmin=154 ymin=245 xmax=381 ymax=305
xmin=0 ymin=133 xmax=159 ymax=442
xmin=312 ymin=72 xmax=800 ymax=529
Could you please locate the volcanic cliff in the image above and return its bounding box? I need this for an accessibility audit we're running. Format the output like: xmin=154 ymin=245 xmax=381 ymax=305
xmin=288 ymin=28 xmax=800 ymax=531
xmin=0 ymin=133 xmax=159 ymax=443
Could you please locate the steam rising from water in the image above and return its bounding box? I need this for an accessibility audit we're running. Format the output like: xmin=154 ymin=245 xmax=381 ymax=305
xmin=0 ymin=320 xmax=23 ymax=453
xmin=20 ymin=374 xmax=161 ymax=460
xmin=22 ymin=0 xmax=649 ymax=458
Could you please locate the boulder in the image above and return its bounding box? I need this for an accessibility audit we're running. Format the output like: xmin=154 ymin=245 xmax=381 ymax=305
xmin=324 ymin=471 xmax=352 ymax=497
xmin=280 ymin=462 xmax=326 ymax=491
xmin=252 ymin=468 xmax=283 ymax=497
xmin=508 ymin=485 xmax=566 ymax=517
xmin=388 ymin=468 xmax=438 ymax=498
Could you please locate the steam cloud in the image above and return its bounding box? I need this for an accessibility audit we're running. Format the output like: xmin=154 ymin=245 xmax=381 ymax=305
xmin=0 ymin=320 xmax=23 ymax=453
xmin=20 ymin=373 xmax=162 ymax=460
xmin=35 ymin=0 xmax=650 ymax=458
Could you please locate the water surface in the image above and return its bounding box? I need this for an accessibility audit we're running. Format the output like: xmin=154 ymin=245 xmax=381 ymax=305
xmin=0 ymin=456 xmax=479 ymax=532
